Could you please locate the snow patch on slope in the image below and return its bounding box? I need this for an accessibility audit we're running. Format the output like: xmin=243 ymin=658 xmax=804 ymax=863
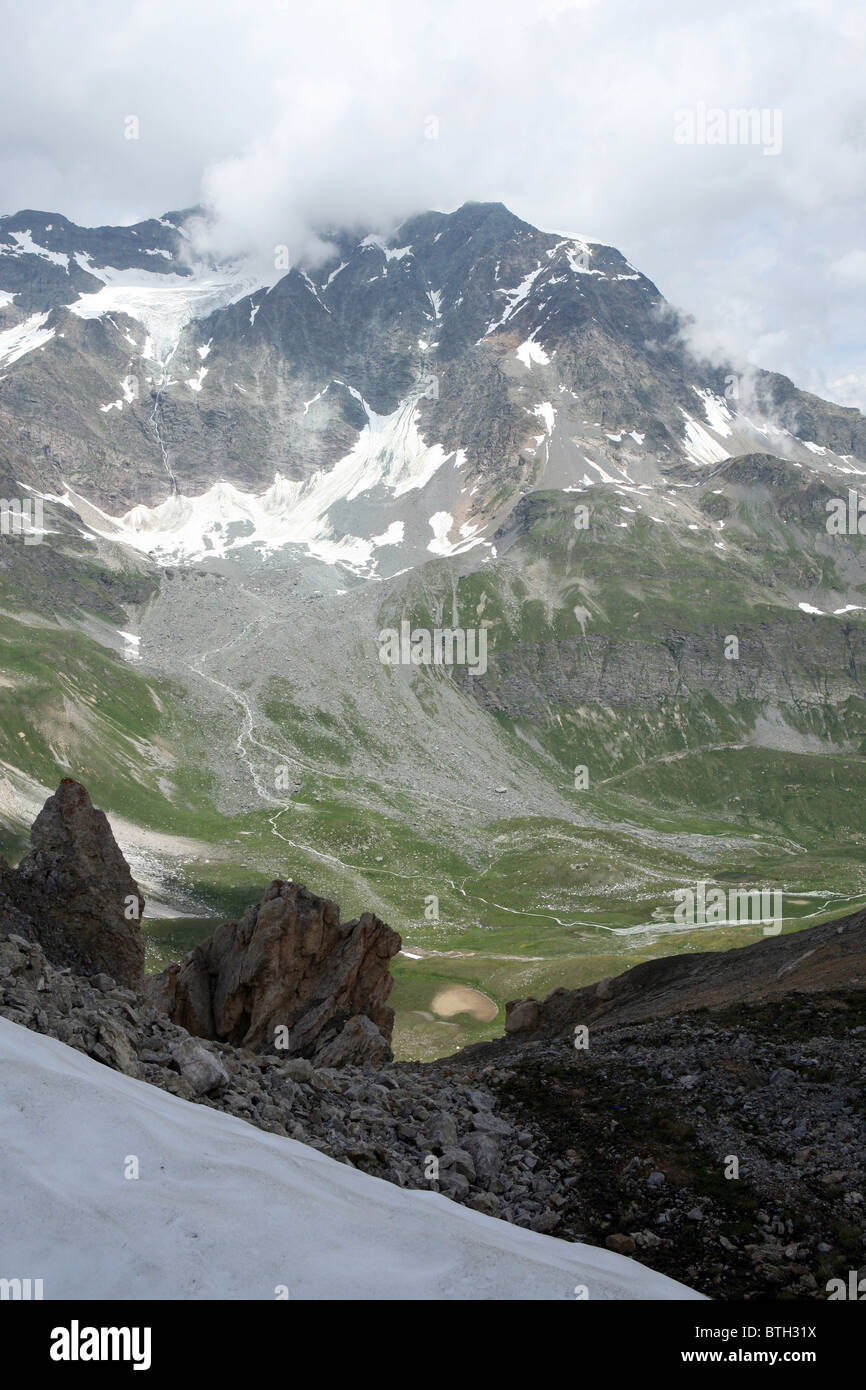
xmin=0 ymin=1018 xmax=699 ymax=1300
xmin=691 ymin=386 xmax=734 ymax=438
xmin=69 ymin=257 xmax=274 ymax=362
xmin=98 ymin=390 xmax=472 ymax=570
xmin=485 ymin=265 xmax=545 ymax=334
xmin=0 ymin=312 xmax=55 ymax=367
xmin=679 ymin=408 xmax=732 ymax=466
xmin=426 ymin=512 xmax=484 ymax=557
xmin=3 ymin=229 xmax=70 ymax=268
xmin=516 ymin=334 xmax=551 ymax=368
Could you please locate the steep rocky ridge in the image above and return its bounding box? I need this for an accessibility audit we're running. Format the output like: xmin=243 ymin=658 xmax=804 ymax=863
xmin=497 ymin=906 xmax=866 ymax=1044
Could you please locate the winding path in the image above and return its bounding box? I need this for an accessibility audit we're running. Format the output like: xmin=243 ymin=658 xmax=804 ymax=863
xmin=178 ymin=581 xmax=831 ymax=935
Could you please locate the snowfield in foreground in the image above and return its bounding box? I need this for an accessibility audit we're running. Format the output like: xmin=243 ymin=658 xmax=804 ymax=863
xmin=0 ymin=1018 xmax=701 ymax=1301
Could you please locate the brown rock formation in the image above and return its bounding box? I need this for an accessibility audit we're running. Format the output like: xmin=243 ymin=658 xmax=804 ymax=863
xmin=148 ymin=878 xmax=401 ymax=1064
xmin=0 ymin=779 xmax=144 ymax=988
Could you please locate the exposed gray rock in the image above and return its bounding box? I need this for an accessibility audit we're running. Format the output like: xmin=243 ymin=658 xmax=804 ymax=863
xmin=471 ymin=1111 xmax=513 ymax=1137
xmin=0 ymin=780 xmax=144 ymax=988
xmin=425 ymin=1111 xmax=459 ymax=1152
xmin=313 ymin=1015 xmax=393 ymax=1068
xmin=92 ymin=1021 xmax=139 ymax=1077
xmin=172 ymin=1038 xmax=230 ymax=1095
xmin=283 ymin=1057 xmax=315 ymax=1083
xmin=463 ymin=1132 xmax=502 ymax=1186
xmin=441 ymin=1148 xmax=477 ymax=1182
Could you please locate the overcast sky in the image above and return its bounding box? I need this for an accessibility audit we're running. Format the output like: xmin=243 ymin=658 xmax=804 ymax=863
xmin=2 ymin=0 xmax=865 ymax=406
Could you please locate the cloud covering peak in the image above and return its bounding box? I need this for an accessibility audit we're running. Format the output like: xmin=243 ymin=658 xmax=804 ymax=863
xmin=2 ymin=0 xmax=865 ymax=404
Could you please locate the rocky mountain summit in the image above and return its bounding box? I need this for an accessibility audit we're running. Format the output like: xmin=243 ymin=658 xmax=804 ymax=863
xmin=3 ymin=200 xmax=864 ymax=574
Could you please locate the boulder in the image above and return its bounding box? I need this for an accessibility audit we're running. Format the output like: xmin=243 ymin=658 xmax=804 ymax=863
xmin=0 ymin=780 xmax=144 ymax=988
xmin=463 ymin=1131 xmax=502 ymax=1187
xmin=92 ymin=1022 xmax=140 ymax=1077
xmin=605 ymin=1233 xmax=637 ymax=1256
xmin=148 ymin=878 xmax=401 ymax=1065
xmin=425 ymin=1111 xmax=459 ymax=1153
xmin=505 ymin=997 xmax=540 ymax=1034
xmin=313 ymin=1015 xmax=393 ymax=1069
xmin=171 ymin=1038 xmax=230 ymax=1096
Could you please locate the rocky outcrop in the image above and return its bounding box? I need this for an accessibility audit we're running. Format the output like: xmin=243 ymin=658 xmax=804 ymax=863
xmin=147 ymin=878 xmax=401 ymax=1064
xmin=501 ymin=905 xmax=866 ymax=1044
xmin=0 ymin=779 xmax=144 ymax=988
xmin=0 ymin=784 xmax=400 ymax=1067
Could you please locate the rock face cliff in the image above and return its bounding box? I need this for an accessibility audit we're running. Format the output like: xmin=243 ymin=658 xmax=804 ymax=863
xmin=146 ymin=878 xmax=401 ymax=1063
xmin=0 ymin=778 xmax=144 ymax=987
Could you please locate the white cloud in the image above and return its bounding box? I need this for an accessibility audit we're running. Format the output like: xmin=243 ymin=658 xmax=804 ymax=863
xmin=0 ymin=0 xmax=865 ymax=405
xmin=824 ymin=370 xmax=866 ymax=408
xmin=830 ymin=249 xmax=866 ymax=285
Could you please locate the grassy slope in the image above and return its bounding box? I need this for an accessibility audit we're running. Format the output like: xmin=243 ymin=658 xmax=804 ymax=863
xmin=3 ymin=468 xmax=866 ymax=1059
